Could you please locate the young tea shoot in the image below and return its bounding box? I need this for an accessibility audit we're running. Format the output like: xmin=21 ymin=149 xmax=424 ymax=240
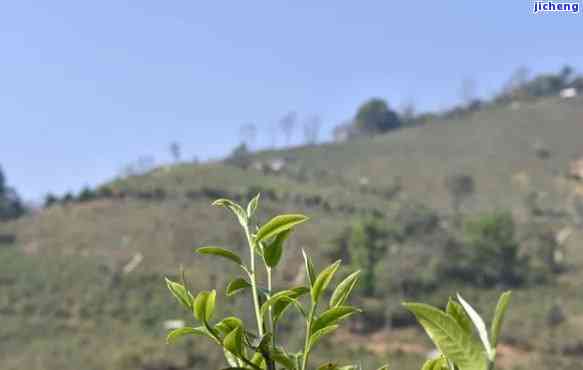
xmin=164 ymin=194 xmax=512 ymax=370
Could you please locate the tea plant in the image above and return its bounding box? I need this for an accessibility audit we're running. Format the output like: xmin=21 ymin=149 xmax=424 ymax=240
xmin=403 ymin=291 xmax=512 ymax=370
xmin=164 ymin=194 xmax=512 ymax=370
xmin=164 ymin=195 xmax=374 ymax=370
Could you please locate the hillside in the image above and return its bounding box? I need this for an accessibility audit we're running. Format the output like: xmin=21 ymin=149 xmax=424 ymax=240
xmin=1 ymin=96 xmax=583 ymax=370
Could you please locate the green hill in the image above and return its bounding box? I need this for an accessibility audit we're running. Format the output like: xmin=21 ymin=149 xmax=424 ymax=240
xmin=1 ymin=96 xmax=583 ymax=370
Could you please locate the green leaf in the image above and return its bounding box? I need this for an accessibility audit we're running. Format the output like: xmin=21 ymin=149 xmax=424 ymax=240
xmin=196 ymin=247 xmax=242 ymax=266
xmin=206 ymin=289 xmax=216 ymax=322
xmin=490 ymin=291 xmax=512 ymax=348
xmin=226 ymin=278 xmax=251 ymax=296
xmin=329 ymin=270 xmax=360 ymax=308
xmin=166 ymin=326 xmax=209 ymax=344
xmin=272 ymin=286 xmax=309 ymax=323
xmin=263 ymin=229 xmax=292 ymax=268
xmin=337 ymin=366 xmax=359 ymax=370
xmin=307 ymin=324 xmax=339 ymax=353
xmin=212 ymin=198 xmax=247 ymax=227
xmin=193 ymin=290 xmax=216 ymax=322
xmin=376 ymin=365 xmax=390 ymax=370
xmin=312 ymin=306 xmax=361 ymax=333
xmin=215 ymin=317 xmax=243 ymax=336
xmin=250 ymin=352 xmax=265 ymax=368
xmin=223 ymin=348 xmax=241 ymax=367
xmin=402 ymin=302 xmax=487 ymax=370
xmin=223 ymin=326 xmax=244 ymax=357
xmin=446 ymin=298 xmax=473 ymax=334
xmin=311 ymin=260 xmax=341 ymax=304
xmin=247 ymin=193 xmax=260 ymax=218
xmin=421 ymin=357 xmax=448 ymax=370
xmin=271 ymin=348 xmax=297 ymax=370
xmin=302 ymin=249 xmax=317 ymax=287
xmin=255 ymin=214 xmax=309 ymax=243
xmin=456 ymin=294 xmax=493 ymax=361
xmin=165 ymin=277 xmax=193 ymax=310
xmin=261 ymin=289 xmax=306 ymax=319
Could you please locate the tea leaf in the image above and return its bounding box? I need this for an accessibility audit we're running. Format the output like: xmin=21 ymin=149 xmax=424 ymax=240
xmin=196 ymin=247 xmax=242 ymax=266
xmin=247 ymin=193 xmax=260 ymax=218
xmin=193 ymin=290 xmax=216 ymax=322
xmin=166 ymin=326 xmax=209 ymax=344
xmin=226 ymin=278 xmax=251 ymax=296
xmin=250 ymin=352 xmax=265 ymax=368
xmin=223 ymin=326 xmax=244 ymax=357
xmin=308 ymin=324 xmax=339 ymax=353
xmin=490 ymin=291 xmax=512 ymax=348
xmin=403 ymin=302 xmax=487 ymax=370
xmin=255 ymin=214 xmax=309 ymax=243
xmin=447 ymin=298 xmax=473 ymax=334
xmin=223 ymin=347 xmax=241 ymax=367
xmin=329 ymin=270 xmax=360 ymax=308
xmin=165 ymin=277 xmax=193 ymax=310
xmin=261 ymin=290 xmax=306 ymax=319
xmin=273 ymin=286 xmax=309 ymax=322
xmin=271 ymin=348 xmax=296 ymax=370
xmin=215 ymin=317 xmax=243 ymax=336
xmin=263 ymin=229 xmax=292 ymax=268
xmin=312 ymin=306 xmax=361 ymax=333
xmin=212 ymin=198 xmax=247 ymax=227
xmin=421 ymin=357 xmax=448 ymax=370
xmin=260 ymin=290 xmax=296 ymax=317
xmin=311 ymin=260 xmax=341 ymax=304
xmin=457 ymin=293 xmax=493 ymax=360
xmin=206 ymin=289 xmax=216 ymax=322
xmin=302 ymin=249 xmax=317 ymax=287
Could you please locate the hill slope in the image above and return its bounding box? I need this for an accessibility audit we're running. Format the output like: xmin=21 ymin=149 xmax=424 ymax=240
xmin=1 ymin=96 xmax=583 ymax=370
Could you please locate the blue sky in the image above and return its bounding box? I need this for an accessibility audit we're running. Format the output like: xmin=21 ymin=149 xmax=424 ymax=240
xmin=1 ymin=1 xmax=582 ymax=201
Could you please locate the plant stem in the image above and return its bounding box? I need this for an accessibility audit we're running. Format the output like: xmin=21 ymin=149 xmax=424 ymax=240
xmin=301 ymin=305 xmax=317 ymax=370
xmin=267 ymin=267 xmax=275 ymax=342
xmin=244 ymin=223 xmax=264 ymax=337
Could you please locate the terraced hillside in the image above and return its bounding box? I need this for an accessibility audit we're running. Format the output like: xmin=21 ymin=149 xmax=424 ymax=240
xmin=1 ymin=96 xmax=583 ymax=370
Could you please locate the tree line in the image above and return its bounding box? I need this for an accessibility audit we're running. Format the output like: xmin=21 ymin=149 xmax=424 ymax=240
xmin=0 ymin=166 xmax=25 ymax=221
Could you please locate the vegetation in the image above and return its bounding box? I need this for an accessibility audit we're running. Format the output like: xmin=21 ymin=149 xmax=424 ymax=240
xmin=352 ymin=98 xmax=402 ymax=136
xmin=443 ymin=212 xmax=527 ymax=287
xmin=0 ymin=166 xmax=25 ymax=221
xmin=166 ymin=195 xmax=369 ymax=370
xmin=165 ymin=196 xmax=513 ymax=370
xmin=2 ymin=93 xmax=583 ymax=370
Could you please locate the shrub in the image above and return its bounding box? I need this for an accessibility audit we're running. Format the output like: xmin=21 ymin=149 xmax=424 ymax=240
xmin=352 ymin=98 xmax=402 ymax=136
xmin=163 ymin=195 xmax=513 ymax=370
xmin=444 ymin=173 xmax=475 ymax=219
xmin=443 ymin=212 xmax=528 ymax=287
xmin=163 ymin=195 xmax=372 ymax=370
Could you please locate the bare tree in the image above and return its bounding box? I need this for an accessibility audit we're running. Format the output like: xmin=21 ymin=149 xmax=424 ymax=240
xmin=239 ymin=123 xmax=257 ymax=149
xmin=169 ymin=141 xmax=181 ymax=162
xmin=303 ymin=114 xmax=322 ymax=145
xmin=399 ymin=99 xmax=416 ymax=124
xmin=121 ymin=156 xmax=156 ymax=177
xmin=279 ymin=111 xmax=297 ymax=146
xmin=333 ymin=121 xmax=353 ymax=142
xmin=501 ymin=66 xmax=530 ymax=100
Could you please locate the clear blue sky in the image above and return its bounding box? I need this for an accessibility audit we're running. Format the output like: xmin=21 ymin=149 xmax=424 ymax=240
xmin=1 ymin=1 xmax=582 ymax=201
